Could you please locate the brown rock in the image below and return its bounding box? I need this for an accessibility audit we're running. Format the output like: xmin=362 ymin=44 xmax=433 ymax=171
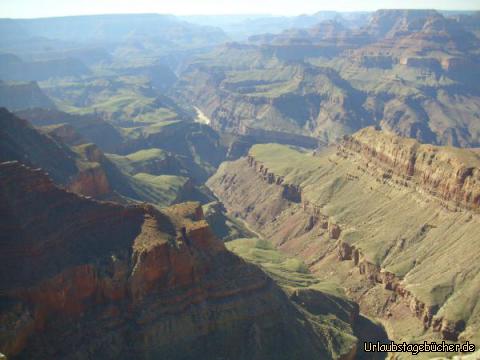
xmin=1 ymin=161 xmax=324 ymax=360
xmin=341 ymin=127 xmax=480 ymax=211
xmin=337 ymin=242 xmax=353 ymax=260
xmin=67 ymin=165 xmax=111 ymax=197
xmin=328 ymin=221 xmax=342 ymax=239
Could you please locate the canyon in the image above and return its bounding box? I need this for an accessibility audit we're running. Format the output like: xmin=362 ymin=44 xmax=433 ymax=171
xmin=0 ymin=161 xmax=376 ymax=359
xmin=1 ymin=7 xmax=479 ymax=360
xmin=177 ymin=9 xmax=480 ymax=147
xmin=0 ymin=108 xmax=215 ymax=207
xmin=207 ymin=127 xmax=480 ymax=350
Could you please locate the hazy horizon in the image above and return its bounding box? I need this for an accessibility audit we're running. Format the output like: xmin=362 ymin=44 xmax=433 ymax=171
xmin=1 ymin=0 xmax=478 ymax=19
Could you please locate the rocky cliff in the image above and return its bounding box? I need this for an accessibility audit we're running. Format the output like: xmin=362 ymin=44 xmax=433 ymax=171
xmin=207 ymin=133 xmax=480 ymax=345
xmin=177 ymin=10 xmax=480 ymax=147
xmin=0 ymin=107 xmax=79 ymax=185
xmin=0 ymin=109 xmax=210 ymax=207
xmin=341 ymin=127 xmax=480 ymax=212
xmin=0 ymin=54 xmax=90 ymax=81
xmin=178 ymin=62 xmax=372 ymax=144
xmin=0 ymin=161 xmax=360 ymax=360
xmin=0 ymin=108 xmax=121 ymax=199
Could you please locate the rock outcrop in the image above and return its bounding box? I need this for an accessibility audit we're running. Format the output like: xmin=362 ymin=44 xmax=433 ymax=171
xmin=208 ymin=136 xmax=480 ymax=345
xmin=15 ymin=108 xmax=124 ymax=153
xmin=0 ymin=108 xmax=114 ymax=198
xmin=0 ymin=107 xmax=79 ymax=185
xmin=340 ymin=127 xmax=480 ymax=212
xmin=67 ymin=163 xmax=111 ymax=197
xmin=0 ymin=161 xmax=352 ymax=360
xmin=177 ymin=9 xmax=480 ymax=147
xmin=247 ymin=155 xmax=302 ymax=202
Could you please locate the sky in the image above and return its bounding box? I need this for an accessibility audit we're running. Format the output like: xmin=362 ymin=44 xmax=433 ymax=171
xmin=0 ymin=0 xmax=478 ymax=18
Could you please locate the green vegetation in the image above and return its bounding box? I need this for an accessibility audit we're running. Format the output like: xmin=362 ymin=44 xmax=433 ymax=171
xmin=226 ymin=237 xmax=387 ymax=359
xmin=227 ymin=238 xmax=343 ymax=294
xmin=0 ymin=81 xmax=56 ymax=110
xmin=41 ymin=76 xmax=188 ymax=125
xmin=128 ymin=173 xmax=189 ymax=206
xmin=245 ymin=143 xmax=480 ymax=344
xmin=202 ymin=202 xmax=256 ymax=241
xmin=107 ymin=149 xmax=168 ymax=175
xmin=107 ymin=124 xmax=225 ymax=184
xmin=177 ymin=14 xmax=480 ymax=146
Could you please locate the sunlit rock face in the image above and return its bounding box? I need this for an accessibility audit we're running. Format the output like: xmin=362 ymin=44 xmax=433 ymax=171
xmin=0 ymin=161 xmax=354 ymax=360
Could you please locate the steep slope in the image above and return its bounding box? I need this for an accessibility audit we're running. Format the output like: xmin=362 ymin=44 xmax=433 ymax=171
xmin=0 ymin=108 xmax=210 ymax=207
xmin=105 ymin=147 xmax=213 ymax=198
xmin=0 ymin=81 xmax=56 ymax=111
xmin=178 ymin=57 xmax=369 ymax=143
xmin=41 ymin=76 xmax=191 ymax=125
xmin=1 ymin=161 xmax=367 ymax=360
xmin=0 ymin=107 xmax=133 ymax=199
xmin=116 ymin=63 xmax=178 ymax=91
xmin=202 ymin=201 xmax=257 ymax=241
xmin=183 ymin=12 xmax=371 ymax=40
xmin=120 ymin=120 xmax=228 ymax=182
xmin=453 ymin=11 xmax=480 ymax=39
xmin=15 ymin=108 xmax=124 ymax=153
xmin=365 ymin=9 xmax=441 ymax=38
xmin=13 ymin=108 xmax=224 ymax=186
xmin=208 ymin=128 xmax=480 ymax=347
xmin=0 ymin=107 xmax=79 ymax=185
xmin=226 ymin=238 xmax=388 ymax=360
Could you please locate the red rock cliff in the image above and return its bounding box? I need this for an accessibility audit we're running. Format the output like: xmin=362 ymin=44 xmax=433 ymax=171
xmin=0 ymin=161 xmax=328 ymax=360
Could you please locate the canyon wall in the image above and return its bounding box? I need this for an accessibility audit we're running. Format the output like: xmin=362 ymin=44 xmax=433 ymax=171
xmin=0 ymin=161 xmax=359 ymax=360
xmin=207 ymin=132 xmax=480 ymax=345
xmin=341 ymin=127 xmax=480 ymax=212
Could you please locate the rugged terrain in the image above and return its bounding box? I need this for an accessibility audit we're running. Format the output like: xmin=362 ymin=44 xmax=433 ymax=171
xmin=208 ymin=127 xmax=480 ymax=355
xmin=177 ymin=9 xmax=480 ymax=147
xmin=0 ymin=108 xmax=212 ymax=207
xmin=0 ymin=8 xmax=479 ymax=360
xmin=0 ymin=161 xmax=381 ymax=360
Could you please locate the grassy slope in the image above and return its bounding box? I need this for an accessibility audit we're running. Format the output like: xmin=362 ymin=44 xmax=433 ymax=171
xmin=190 ymin=49 xmax=359 ymax=133
xmin=74 ymin=146 xmax=191 ymax=207
xmin=227 ymin=238 xmax=336 ymax=291
xmin=248 ymin=143 xmax=480 ymax=345
xmin=226 ymin=238 xmax=387 ymax=360
xmin=107 ymin=149 xmax=169 ymax=174
xmin=182 ymin=41 xmax=480 ymax=146
xmin=129 ymin=173 xmax=189 ymax=206
xmin=107 ymin=128 xmax=221 ymax=184
xmin=41 ymin=76 xmax=185 ymax=124
xmin=106 ymin=147 xmax=215 ymax=207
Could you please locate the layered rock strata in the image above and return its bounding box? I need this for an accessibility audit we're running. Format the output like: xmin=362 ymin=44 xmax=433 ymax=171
xmin=0 ymin=161 xmax=356 ymax=360
xmin=340 ymin=127 xmax=480 ymax=212
xmin=207 ymin=133 xmax=480 ymax=344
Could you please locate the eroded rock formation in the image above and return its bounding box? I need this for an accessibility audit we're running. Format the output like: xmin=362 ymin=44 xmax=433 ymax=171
xmin=247 ymin=155 xmax=302 ymax=203
xmin=0 ymin=161 xmax=359 ymax=359
xmin=208 ymin=133 xmax=480 ymax=344
xmin=341 ymin=127 xmax=480 ymax=212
